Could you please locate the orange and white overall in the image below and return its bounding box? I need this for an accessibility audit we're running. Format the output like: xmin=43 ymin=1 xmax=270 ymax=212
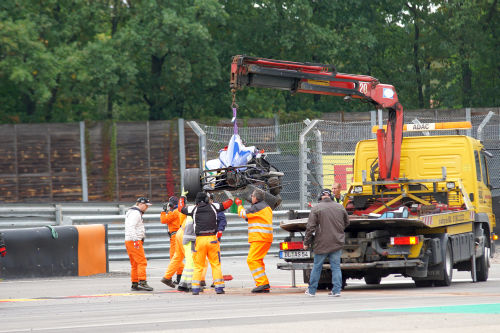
xmin=238 ymin=201 xmax=273 ymax=287
xmin=125 ymin=207 xmax=148 ymax=282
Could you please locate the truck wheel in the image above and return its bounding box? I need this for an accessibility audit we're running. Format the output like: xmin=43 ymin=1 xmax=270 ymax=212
xmin=475 ymin=240 xmax=490 ymax=282
xmin=184 ymin=168 xmax=201 ymax=201
xmin=435 ymin=242 xmax=453 ymax=287
xmin=364 ymin=275 xmax=382 ymax=285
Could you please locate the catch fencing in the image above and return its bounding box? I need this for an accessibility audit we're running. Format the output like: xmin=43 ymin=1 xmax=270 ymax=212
xmin=192 ymin=108 xmax=500 ymax=208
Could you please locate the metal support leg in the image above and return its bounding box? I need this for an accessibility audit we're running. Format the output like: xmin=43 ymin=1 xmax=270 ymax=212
xmin=471 ymin=249 xmax=477 ymax=283
xmin=291 ymin=269 xmax=296 ymax=288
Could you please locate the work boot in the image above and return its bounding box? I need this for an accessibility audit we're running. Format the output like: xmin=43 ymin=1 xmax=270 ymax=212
xmin=131 ymin=282 xmax=139 ymax=291
xmin=161 ymin=277 xmax=175 ymax=288
xmin=251 ymin=284 xmax=270 ymax=293
xmin=200 ymin=280 xmax=206 ymax=287
xmin=137 ymin=280 xmax=153 ymax=291
xmin=215 ymin=287 xmax=225 ymax=294
xmin=177 ymin=285 xmax=190 ymax=292
xmin=175 ymin=274 xmax=182 ymax=285
xmin=192 ymin=288 xmax=200 ymax=295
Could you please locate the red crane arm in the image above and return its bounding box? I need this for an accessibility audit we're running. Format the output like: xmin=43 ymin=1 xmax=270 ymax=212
xmin=230 ymin=55 xmax=403 ymax=181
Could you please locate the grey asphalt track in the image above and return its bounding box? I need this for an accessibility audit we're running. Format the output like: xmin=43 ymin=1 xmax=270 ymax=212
xmin=1 ymin=255 xmax=500 ymax=332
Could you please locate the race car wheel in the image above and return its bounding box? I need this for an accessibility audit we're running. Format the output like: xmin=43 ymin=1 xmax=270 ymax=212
xmin=184 ymin=168 xmax=201 ymax=201
xmin=268 ymin=177 xmax=282 ymax=195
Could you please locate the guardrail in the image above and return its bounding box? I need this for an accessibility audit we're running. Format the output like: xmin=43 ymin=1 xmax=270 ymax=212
xmin=64 ymin=211 xmax=293 ymax=260
xmin=0 ymin=204 xmax=297 ymax=261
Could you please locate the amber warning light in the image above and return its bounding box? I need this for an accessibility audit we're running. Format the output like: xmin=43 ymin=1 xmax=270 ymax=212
xmin=390 ymin=236 xmax=419 ymax=245
xmin=372 ymin=121 xmax=472 ymax=133
xmin=280 ymin=241 xmax=304 ymax=250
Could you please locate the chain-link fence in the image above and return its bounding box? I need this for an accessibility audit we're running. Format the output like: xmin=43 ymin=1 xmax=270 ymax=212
xmin=195 ymin=109 xmax=499 ymax=208
xmin=202 ymin=122 xmax=306 ymax=206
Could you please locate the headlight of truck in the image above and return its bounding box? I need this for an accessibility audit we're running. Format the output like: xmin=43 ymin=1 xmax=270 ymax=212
xmin=353 ymin=185 xmax=363 ymax=193
xmin=446 ymin=182 xmax=455 ymax=189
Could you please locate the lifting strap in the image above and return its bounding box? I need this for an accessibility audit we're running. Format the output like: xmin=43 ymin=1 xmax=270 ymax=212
xmin=231 ymin=89 xmax=238 ymax=135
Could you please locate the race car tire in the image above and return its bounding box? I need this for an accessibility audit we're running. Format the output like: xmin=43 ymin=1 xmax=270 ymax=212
xmin=184 ymin=168 xmax=201 ymax=201
xmin=242 ymin=184 xmax=281 ymax=209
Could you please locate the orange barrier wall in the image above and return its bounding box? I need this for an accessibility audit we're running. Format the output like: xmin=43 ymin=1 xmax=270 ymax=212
xmin=75 ymin=224 xmax=108 ymax=276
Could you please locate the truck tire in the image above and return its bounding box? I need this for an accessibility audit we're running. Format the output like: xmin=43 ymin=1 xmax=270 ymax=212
xmin=364 ymin=275 xmax=382 ymax=285
xmin=184 ymin=168 xmax=201 ymax=201
xmin=475 ymin=238 xmax=490 ymax=282
xmin=435 ymin=242 xmax=453 ymax=287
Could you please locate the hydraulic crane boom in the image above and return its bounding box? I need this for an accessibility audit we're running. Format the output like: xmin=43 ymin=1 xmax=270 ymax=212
xmin=230 ymin=55 xmax=404 ymax=181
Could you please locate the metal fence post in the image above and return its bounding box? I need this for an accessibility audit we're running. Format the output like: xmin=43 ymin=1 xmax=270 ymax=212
xmin=370 ymin=110 xmax=376 ymax=139
xmin=79 ymin=121 xmax=88 ymax=202
xmin=55 ymin=204 xmax=62 ymax=225
xmin=187 ymin=121 xmax=207 ymax=170
xmin=304 ymin=119 xmax=323 ymax=189
xmin=299 ymin=119 xmax=321 ymax=209
xmin=477 ymin=111 xmax=495 ymax=141
xmin=178 ymin=118 xmax=186 ymax=190
xmin=274 ymin=114 xmax=281 ymax=153
xmin=146 ymin=121 xmax=152 ymax=198
xmin=466 ymin=108 xmax=472 ymax=137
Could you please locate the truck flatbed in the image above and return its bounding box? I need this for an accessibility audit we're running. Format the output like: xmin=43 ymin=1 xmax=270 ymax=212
xmin=280 ymin=210 xmax=475 ymax=232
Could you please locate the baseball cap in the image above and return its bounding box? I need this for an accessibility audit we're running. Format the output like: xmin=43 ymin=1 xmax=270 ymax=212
xmin=168 ymin=196 xmax=179 ymax=207
xmin=320 ymin=189 xmax=332 ymax=197
xmin=136 ymin=197 xmax=152 ymax=206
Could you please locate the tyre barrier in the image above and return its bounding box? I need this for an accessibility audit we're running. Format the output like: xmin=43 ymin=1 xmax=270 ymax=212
xmin=0 ymin=224 xmax=108 ymax=279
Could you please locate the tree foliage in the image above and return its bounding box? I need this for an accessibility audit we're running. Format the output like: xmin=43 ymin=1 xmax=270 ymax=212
xmin=0 ymin=0 xmax=498 ymax=124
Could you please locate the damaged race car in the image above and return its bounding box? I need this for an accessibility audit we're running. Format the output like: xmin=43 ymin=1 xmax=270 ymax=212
xmin=183 ymin=134 xmax=283 ymax=209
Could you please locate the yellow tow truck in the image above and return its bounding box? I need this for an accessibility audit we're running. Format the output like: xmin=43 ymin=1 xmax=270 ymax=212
xmin=280 ymin=130 xmax=496 ymax=287
xmin=229 ymin=55 xmax=496 ymax=287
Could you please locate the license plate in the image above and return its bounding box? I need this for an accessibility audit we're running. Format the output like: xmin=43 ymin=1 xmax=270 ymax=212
xmin=280 ymin=250 xmax=311 ymax=259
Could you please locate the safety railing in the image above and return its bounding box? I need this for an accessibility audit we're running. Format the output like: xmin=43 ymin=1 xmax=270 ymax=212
xmin=0 ymin=204 xmax=296 ymax=261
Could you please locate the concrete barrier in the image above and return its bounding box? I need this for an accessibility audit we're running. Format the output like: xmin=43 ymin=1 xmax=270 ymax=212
xmin=0 ymin=225 xmax=108 ymax=279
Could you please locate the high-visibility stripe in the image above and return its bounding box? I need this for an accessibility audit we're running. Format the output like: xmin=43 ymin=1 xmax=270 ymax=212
xmin=253 ymin=271 xmax=267 ymax=279
xmin=249 ymin=229 xmax=273 ymax=234
xmin=248 ymin=223 xmax=273 ymax=228
xmin=251 ymin=267 xmax=264 ymax=274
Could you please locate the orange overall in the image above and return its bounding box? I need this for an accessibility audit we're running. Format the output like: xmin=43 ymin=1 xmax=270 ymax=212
xmin=238 ymin=201 xmax=273 ymax=287
xmin=125 ymin=240 xmax=147 ymax=282
xmin=163 ymin=214 xmax=187 ymax=280
xmin=161 ymin=210 xmax=184 ymax=277
xmin=192 ymin=235 xmax=224 ymax=290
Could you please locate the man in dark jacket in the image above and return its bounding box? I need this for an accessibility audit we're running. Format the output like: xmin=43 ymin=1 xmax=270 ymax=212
xmin=304 ymin=189 xmax=350 ymax=297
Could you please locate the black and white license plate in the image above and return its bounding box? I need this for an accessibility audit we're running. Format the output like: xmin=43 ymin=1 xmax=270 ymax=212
xmin=280 ymin=250 xmax=311 ymax=259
